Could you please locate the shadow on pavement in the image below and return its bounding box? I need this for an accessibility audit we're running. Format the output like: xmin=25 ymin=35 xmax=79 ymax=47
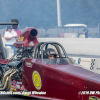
xmin=0 ymin=95 xmax=45 ymax=100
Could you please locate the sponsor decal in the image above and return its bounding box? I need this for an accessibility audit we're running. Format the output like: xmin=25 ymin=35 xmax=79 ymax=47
xmin=11 ymin=80 xmax=17 ymax=85
xmin=23 ymin=94 xmax=30 ymax=96
xmin=32 ymin=71 xmax=42 ymax=90
xmin=89 ymin=96 xmax=100 ymax=100
xmin=21 ymin=85 xmax=25 ymax=91
xmin=12 ymin=85 xmax=16 ymax=89
xmin=29 ymin=41 xmax=34 ymax=46
xmin=50 ymin=52 xmax=55 ymax=54
xmin=32 ymin=59 xmax=36 ymax=62
xmin=17 ymin=81 xmax=22 ymax=84
xmin=16 ymin=84 xmax=20 ymax=89
xmin=25 ymin=62 xmax=32 ymax=67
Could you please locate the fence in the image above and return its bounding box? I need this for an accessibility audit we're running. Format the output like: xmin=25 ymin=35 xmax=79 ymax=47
xmin=0 ymin=26 xmax=100 ymax=38
xmin=35 ymin=26 xmax=100 ymax=38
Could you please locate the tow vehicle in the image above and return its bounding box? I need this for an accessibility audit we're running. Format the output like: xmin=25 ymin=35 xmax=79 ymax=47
xmin=60 ymin=24 xmax=87 ymax=38
xmin=0 ymin=21 xmax=100 ymax=100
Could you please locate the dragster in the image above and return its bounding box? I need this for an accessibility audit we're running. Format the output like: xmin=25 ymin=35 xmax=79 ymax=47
xmin=0 ymin=26 xmax=100 ymax=100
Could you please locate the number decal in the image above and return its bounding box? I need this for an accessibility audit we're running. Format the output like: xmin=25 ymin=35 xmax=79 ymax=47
xmin=18 ymin=37 xmax=24 ymax=41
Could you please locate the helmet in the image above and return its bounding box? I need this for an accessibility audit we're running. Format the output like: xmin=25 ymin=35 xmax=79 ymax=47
xmin=43 ymin=48 xmax=57 ymax=58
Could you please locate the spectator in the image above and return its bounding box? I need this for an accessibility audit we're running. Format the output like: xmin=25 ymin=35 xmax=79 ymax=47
xmin=4 ymin=25 xmax=18 ymax=54
xmin=83 ymin=26 xmax=89 ymax=38
xmin=14 ymin=25 xmax=21 ymax=38
xmin=60 ymin=33 xmax=64 ymax=38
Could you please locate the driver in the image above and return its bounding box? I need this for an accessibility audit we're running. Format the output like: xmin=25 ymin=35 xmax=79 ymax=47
xmin=44 ymin=48 xmax=57 ymax=59
xmin=43 ymin=48 xmax=57 ymax=64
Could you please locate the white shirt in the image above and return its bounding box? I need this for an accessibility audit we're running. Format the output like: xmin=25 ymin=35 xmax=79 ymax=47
xmin=4 ymin=30 xmax=17 ymax=45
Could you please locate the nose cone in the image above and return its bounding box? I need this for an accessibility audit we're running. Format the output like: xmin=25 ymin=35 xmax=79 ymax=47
xmin=85 ymin=74 xmax=100 ymax=91
xmin=56 ymin=64 xmax=100 ymax=90
xmin=69 ymin=64 xmax=100 ymax=91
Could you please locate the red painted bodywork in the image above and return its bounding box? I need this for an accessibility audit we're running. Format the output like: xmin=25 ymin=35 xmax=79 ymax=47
xmin=21 ymin=58 xmax=100 ymax=100
xmin=0 ymin=27 xmax=100 ymax=99
xmin=1 ymin=57 xmax=100 ymax=99
xmin=0 ymin=59 xmax=10 ymax=64
xmin=13 ymin=27 xmax=39 ymax=48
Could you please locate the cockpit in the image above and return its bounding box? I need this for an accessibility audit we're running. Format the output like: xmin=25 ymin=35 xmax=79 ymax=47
xmin=32 ymin=42 xmax=75 ymax=65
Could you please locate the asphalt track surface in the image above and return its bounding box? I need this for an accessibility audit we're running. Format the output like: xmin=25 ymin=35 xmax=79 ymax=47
xmin=0 ymin=95 xmax=44 ymax=100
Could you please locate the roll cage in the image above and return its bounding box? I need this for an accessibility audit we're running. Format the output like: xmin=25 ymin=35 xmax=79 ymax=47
xmin=32 ymin=42 xmax=69 ymax=64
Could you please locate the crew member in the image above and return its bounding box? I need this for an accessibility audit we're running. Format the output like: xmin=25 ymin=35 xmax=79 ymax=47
xmin=4 ymin=25 xmax=18 ymax=55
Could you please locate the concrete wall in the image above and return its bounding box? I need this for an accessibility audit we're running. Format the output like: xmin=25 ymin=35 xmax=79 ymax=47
xmin=70 ymin=56 xmax=100 ymax=75
xmin=2 ymin=37 xmax=100 ymax=56
xmin=38 ymin=38 xmax=100 ymax=56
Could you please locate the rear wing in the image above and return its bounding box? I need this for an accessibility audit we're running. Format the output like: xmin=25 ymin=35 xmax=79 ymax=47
xmin=0 ymin=19 xmax=18 ymax=60
xmin=0 ymin=19 xmax=18 ymax=29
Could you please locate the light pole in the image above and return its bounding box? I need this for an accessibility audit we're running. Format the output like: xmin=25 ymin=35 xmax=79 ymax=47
xmin=57 ymin=0 xmax=62 ymax=27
